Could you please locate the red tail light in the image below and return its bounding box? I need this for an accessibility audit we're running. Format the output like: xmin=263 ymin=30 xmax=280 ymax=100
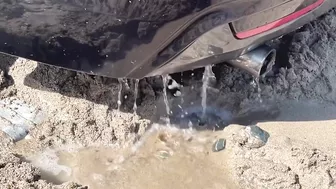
xmin=236 ymin=0 xmax=324 ymax=39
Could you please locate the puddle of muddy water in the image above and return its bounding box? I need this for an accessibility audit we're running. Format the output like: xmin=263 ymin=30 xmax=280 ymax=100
xmin=21 ymin=125 xmax=238 ymax=189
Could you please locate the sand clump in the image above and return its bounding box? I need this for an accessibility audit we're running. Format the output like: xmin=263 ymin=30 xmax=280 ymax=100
xmin=0 ymin=57 xmax=154 ymax=187
xmin=206 ymin=124 xmax=336 ymax=189
xmin=0 ymin=132 xmax=86 ymax=188
xmin=269 ymin=9 xmax=336 ymax=102
xmin=229 ymin=134 xmax=336 ymax=189
xmin=0 ymin=54 xmax=158 ymax=188
xmin=264 ymin=9 xmax=336 ymax=102
xmin=2 ymin=58 xmax=153 ymax=148
xmin=0 ymin=152 xmax=52 ymax=189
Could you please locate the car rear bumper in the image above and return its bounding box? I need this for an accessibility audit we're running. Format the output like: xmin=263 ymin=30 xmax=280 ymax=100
xmin=144 ymin=0 xmax=336 ymax=77
xmin=0 ymin=0 xmax=335 ymax=79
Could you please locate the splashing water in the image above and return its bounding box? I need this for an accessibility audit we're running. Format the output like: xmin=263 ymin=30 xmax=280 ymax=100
xmin=133 ymin=79 xmax=139 ymax=113
xmin=124 ymin=79 xmax=130 ymax=90
xmin=162 ymin=75 xmax=170 ymax=115
xmin=251 ymin=78 xmax=263 ymax=103
xmin=119 ymin=78 xmax=130 ymax=90
xmin=26 ymin=124 xmax=238 ymax=189
xmin=117 ymin=78 xmax=123 ymax=111
xmin=162 ymin=75 xmax=171 ymax=125
xmin=256 ymin=80 xmax=262 ymax=103
xmin=201 ymin=65 xmax=215 ymax=118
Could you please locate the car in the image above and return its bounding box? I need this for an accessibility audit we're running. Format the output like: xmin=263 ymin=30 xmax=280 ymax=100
xmin=1 ymin=0 xmax=335 ymax=79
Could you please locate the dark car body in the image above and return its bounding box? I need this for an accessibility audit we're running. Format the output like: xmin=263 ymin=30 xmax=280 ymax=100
xmin=0 ymin=0 xmax=335 ymax=79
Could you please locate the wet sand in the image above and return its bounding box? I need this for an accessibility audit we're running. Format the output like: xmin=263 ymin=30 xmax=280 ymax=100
xmin=13 ymin=100 xmax=336 ymax=189
xmin=19 ymin=126 xmax=239 ymax=189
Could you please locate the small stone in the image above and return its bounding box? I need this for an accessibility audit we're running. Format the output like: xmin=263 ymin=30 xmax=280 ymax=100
xmin=236 ymin=125 xmax=270 ymax=149
xmin=156 ymin=150 xmax=171 ymax=159
xmin=212 ymin=138 xmax=226 ymax=152
xmin=248 ymin=125 xmax=269 ymax=144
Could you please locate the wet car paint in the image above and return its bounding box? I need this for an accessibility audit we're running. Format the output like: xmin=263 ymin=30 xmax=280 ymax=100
xmin=231 ymin=0 xmax=319 ymax=33
xmin=0 ymin=0 xmax=335 ymax=79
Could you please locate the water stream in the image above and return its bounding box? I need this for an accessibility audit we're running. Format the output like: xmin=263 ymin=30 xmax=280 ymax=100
xmin=117 ymin=78 xmax=123 ymax=111
xmin=162 ymin=75 xmax=171 ymax=125
xmin=201 ymin=65 xmax=216 ymax=118
xmin=251 ymin=78 xmax=262 ymax=103
xmin=133 ymin=79 xmax=139 ymax=113
xmin=180 ymin=72 xmax=184 ymax=107
xmin=162 ymin=75 xmax=170 ymax=115
xmin=124 ymin=79 xmax=130 ymax=90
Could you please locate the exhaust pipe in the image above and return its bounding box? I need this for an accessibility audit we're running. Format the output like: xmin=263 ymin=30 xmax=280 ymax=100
xmin=227 ymin=45 xmax=276 ymax=78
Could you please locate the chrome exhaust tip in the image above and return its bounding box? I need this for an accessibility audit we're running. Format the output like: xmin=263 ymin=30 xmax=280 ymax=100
xmin=227 ymin=45 xmax=276 ymax=78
